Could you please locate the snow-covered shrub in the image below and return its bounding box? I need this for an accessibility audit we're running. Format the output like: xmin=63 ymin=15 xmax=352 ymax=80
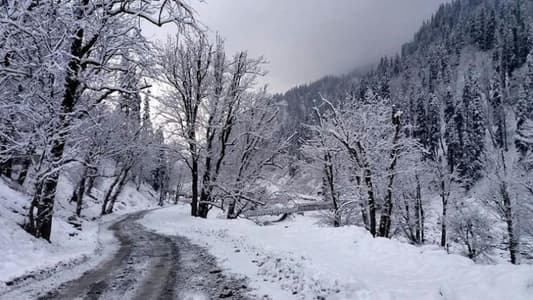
xmin=449 ymin=200 xmax=495 ymax=261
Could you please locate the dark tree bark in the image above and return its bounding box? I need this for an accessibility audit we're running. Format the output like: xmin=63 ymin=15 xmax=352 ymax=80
xmin=227 ymin=199 xmax=237 ymax=219
xmin=353 ymin=175 xmax=369 ymax=230
xmin=17 ymin=157 xmax=32 ymax=185
xmin=1 ymin=158 xmax=12 ymax=178
xmin=498 ymin=151 xmax=519 ymax=264
xmin=72 ymin=166 xmax=89 ymax=217
xmin=190 ymin=155 xmax=199 ymax=217
xmin=158 ymin=190 xmax=165 ymax=206
xmin=227 ymin=195 xmax=250 ymax=220
xmin=198 ymin=106 xmax=216 ymax=218
xmin=69 ymin=185 xmax=79 ymax=204
xmin=364 ymin=168 xmax=377 ymax=237
xmin=105 ymin=167 xmax=131 ymax=214
xmin=323 ymin=152 xmax=340 ymax=227
xmin=28 ymin=0 xmax=90 ymax=241
xmin=440 ymin=178 xmax=448 ymax=248
xmin=101 ymin=170 xmax=124 ymax=216
xmin=401 ymin=197 xmax=415 ymax=242
xmin=378 ymin=109 xmax=402 ymax=238
xmin=198 ymin=147 xmax=213 ymax=218
xmin=414 ymin=174 xmax=424 ymax=244
xmin=24 ymin=180 xmax=43 ymax=236
xmin=198 ymin=190 xmax=210 ymax=218
xmin=501 ymin=181 xmax=519 ymax=264
xmin=85 ymin=167 xmax=97 ymax=196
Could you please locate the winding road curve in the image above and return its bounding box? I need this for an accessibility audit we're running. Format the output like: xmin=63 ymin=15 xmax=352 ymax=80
xmin=9 ymin=210 xmax=251 ymax=300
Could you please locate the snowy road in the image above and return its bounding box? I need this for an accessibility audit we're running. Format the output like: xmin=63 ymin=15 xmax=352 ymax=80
xmin=2 ymin=210 xmax=250 ymax=300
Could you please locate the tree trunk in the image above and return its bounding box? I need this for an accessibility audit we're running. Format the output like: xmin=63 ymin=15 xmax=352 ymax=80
xmin=227 ymin=199 xmax=237 ymax=219
xmin=355 ymin=176 xmax=369 ymax=229
xmin=17 ymin=157 xmax=32 ymax=185
xmin=378 ymin=110 xmax=402 ymax=238
xmin=85 ymin=167 xmax=97 ymax=196
xmin=324 ymin=156 xmax=340 ymax=227
xmin=502 ymin=111 xmax=508 ymax=152
xmin=198 ymin=154 xmax=212 ymax=218
xmin=27 ymin=0 xmax=88 ymax=240
xmin=69 ymin=185 xmax=79 ymax=204
xmin=105 ymin=167 xmax=130 ymax=214
xmin=198 ymin=190 xmax=210 ymax=218
xmin=402 ymin=198 xmax=416 ymax=242
xmin=190 ymin=158 xmax=199 ymax=217
xmin=414 ymin=175 xmax=424 ymax=244
xmin=35 ymin=173 xmax=59 ymax=241
xmin=364 ymin=168 xmax=377 ymax=236
xmin=1 ymin=158 xmax=13 ymax=178
xmin=499 ymin=150 xmax=519 ymax=264
xmin=360 ymin=202 xmax=369 ymax=228
xmin=75 ymin=167 xmax=89 ymax=217
xmin=440 ymin=178 xmax=448 ymax=248
xmin=0 ymin=139 xmax=13 ymax=178
xmin=158 ymin=189 xmax=165 ymax=206
xmin=101 ymin=171 xmax=123 ymax=215
xmin=24 ymin=180 xmax=43 ymax=236
xmin=501 ymin=181 xmax=519 ymax=264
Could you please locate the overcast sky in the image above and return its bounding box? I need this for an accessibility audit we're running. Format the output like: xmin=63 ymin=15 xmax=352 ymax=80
xmin=144 ymin=0 xmax=449 ymax=93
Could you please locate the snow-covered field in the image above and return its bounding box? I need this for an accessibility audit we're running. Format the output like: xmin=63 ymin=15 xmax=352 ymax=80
xmin=142 ymin=205 xmax=533 ymax=300
xmin=0 ymin=176 xmax=157 ymax=291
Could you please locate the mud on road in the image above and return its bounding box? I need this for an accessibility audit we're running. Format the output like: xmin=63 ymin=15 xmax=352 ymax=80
xmin=9 ymin=210 xmax=251 ymax=300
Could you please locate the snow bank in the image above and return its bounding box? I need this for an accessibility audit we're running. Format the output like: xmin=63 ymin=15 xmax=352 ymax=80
xmin=0 ymin=179 xmax=100 ymax=287
xmin=141 ymin=205 xmax=533 ymax=300
xmin=0 ymin=177 xmax=157 ymax=290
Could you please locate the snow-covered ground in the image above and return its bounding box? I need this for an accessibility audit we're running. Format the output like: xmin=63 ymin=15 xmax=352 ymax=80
xmin=0 ymin=176 xmax=157 ymax=291
xmin=142 ymin=205 xmax=533 ymax=300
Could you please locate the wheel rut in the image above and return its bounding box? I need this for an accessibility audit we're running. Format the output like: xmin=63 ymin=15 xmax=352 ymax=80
xmin=27 ymin=210 xmax=251 ymax=300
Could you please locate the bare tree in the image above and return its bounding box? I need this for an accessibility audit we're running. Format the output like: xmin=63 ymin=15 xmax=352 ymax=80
xmin=305 ymin=90 xmax=418 ymax=237
xmin=222 ymin=90 xmax=290 ymax=219
xmin=156 ymin=32 xmax=279 ymax=218
xmin=156 ymin=31 xmax=212 ymax=217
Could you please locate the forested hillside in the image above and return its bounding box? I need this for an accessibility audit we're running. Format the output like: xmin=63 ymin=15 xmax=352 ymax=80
xmin=279 ymin=0 xmax=533 ymax=264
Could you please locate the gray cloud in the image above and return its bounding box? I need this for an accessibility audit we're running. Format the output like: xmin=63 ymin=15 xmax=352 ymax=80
xmin=144 ymin=0 xmax=449 ymax=92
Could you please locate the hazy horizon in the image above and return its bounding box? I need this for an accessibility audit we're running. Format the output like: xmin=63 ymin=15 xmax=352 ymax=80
xmin=143 ymin=0 xmax=449 ymax=93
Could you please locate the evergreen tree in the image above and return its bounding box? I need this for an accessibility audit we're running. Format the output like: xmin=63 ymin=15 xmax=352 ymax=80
xmin=489 ymin=75 xmax=506 ymax=150
xmin=514 ymin=52 xmax=533 ymax=155
xmin=154 ymin=128 xmax=168 ymax=204
xmin=428 ymin=61 xmax=439 ymax=93
xmin=524 ymin=52 xmax=533 ymax=96
xmin=516 ymin=85 xmax=529 ymax=124
xmin=484 ymin=9 xmax=497 ymax=50
xmin=515 ymin=85 xmax=531 ymax=155
xmin=443 ymin=87 xmax=455 ymax=124
xmin=449 ymin=100 xmax=466 ymax=174
xmin=459 ymin=69 xmax=485 ymax=186
xmin=118 ymin=54 xmax=142 ymax=125
xmin=414 ymin=91 xmax=428 ymax=148
xmin=427 ymin=93 xmax=441 ymax=157
xmin=142 ymin=93 xmax=154 ymax=135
